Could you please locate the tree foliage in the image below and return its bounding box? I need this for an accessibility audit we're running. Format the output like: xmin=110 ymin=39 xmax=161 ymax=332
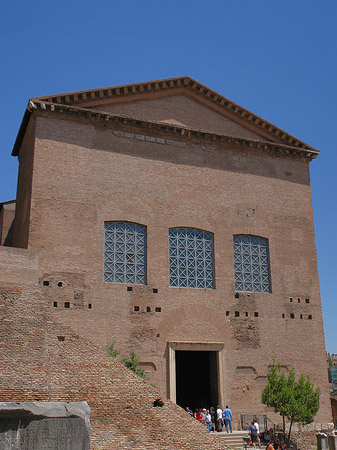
xmin=107 ymin=343 xmax=148 ymax=379
xmin=121 ymin=350 xmax=148 ymax=379
xmin=261 ymin=360 xmax=320 ymax=444
xmin=107 ymin=341 xmax=120 ymax=358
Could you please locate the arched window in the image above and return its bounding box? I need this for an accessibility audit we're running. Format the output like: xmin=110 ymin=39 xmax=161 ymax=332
xmin=104 ymin=222 xmax=146 ymax=285
xmin=233 ymin=235 xmax=271 ymax=293
xmin=169 ymin=228 xmax=214 ymax=289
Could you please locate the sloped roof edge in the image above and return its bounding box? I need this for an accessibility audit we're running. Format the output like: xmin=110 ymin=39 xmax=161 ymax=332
xmin=31 ymin=76 xmax=317 ymax=152
xmin=12 ymin=108 xmax=32 ymax=158
xmin=0 ymin=199 xmax=16 ymax=207
xmin=12 ymin=100 xmax=319 ymax=161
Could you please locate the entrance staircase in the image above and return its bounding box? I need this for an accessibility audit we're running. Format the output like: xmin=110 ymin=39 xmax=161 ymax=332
xmin=212 ymin=430 xmax=249 ymax=449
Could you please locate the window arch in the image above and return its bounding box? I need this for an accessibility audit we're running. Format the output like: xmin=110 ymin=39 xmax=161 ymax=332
xmin=104 ymin=222 xmax=146 ymax=285
xmin=169 ymin=228 xmax=214 ymax=289
xmin=233 ymin=235 xmax=271 ymax=293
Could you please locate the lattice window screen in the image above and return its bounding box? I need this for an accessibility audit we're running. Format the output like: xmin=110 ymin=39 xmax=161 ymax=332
xmin=169 ymin=228 xmax=214 ymax=289
xmin=233 ymin=235 xmax=271 ymax=293
xmin=104 ymin=222 xmax=146 ymax=285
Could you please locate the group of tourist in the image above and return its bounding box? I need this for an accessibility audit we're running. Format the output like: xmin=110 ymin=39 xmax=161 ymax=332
xmin=262 ymin=429 xmax=287 ymax=449
xmin=185 ymin=407 xmax=287 ymax=449
xmin=185 ymin=405 xmax=233 ymax=433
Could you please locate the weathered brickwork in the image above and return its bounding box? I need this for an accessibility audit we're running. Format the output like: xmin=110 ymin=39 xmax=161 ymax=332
xmin=0 ymin=77 xmax=332 ymax=448
xmin=0 ymin=280 xmax=230 ymax=450
xmin=0 ymin=200 xmax=15 ymax=245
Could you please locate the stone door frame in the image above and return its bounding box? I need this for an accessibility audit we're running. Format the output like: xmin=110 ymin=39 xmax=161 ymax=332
xmin=168 ymin=341 xmax=225 ymax=406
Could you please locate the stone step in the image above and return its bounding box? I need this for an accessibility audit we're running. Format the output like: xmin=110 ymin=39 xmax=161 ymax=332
xmin=211 ymin=430 xmax=250 ymax=448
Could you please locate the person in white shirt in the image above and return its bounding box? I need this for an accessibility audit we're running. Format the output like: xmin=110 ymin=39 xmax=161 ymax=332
xmin=205 ymin=409 xmax=212 ymax=432
xmin=253 ymin=418 xmax=260 ymax=447
xmin=216 ymin=405 xmax=223 ymax=432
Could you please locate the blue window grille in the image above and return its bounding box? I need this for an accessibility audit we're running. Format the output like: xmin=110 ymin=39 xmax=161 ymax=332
xmin=104 ymin=222 xmax=146 ymax=285
xmin=233 ymin=235 xmax=271 ymax=293
xmin=169 ymin=228 xmax=215 ymax=289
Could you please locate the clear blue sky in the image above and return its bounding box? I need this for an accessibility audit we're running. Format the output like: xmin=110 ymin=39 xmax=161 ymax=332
xmin=1 ymin=1 xmax=336 ymax=352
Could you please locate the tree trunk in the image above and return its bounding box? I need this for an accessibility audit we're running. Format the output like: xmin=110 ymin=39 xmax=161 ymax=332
xmin=282 ymin=415 xmax=285 ymax=439
xmin=287 ymin=420 xmax=293 ymax=447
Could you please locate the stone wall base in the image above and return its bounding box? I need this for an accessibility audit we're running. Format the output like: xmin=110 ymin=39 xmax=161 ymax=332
xmin=0 ymin=402 xmax=90 ymax=450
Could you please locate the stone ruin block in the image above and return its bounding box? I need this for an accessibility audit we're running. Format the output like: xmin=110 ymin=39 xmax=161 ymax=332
xmin=0 ymin=401 xmax=90 ymax=450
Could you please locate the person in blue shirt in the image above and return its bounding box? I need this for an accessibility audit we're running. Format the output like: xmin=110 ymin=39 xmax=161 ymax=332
xmin=222 ymin=405 xmax=232 ymax=433
xmin=249 ymin=421 xmax=258 ymax=448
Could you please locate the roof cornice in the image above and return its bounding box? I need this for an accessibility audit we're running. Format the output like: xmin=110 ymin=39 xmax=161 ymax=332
xmin=11 ymin=100 xmax=318 ymax=161
xmin=32 ymin=76 xmax=317 ymax=153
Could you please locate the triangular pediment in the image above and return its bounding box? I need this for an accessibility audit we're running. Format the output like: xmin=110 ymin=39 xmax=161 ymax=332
xmin=33 ymin=77 xmax=316 ymax=150
xmin=85 ymin=92 xmax=268 ymax=140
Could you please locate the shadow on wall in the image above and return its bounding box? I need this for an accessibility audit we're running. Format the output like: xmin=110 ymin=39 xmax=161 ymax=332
xmin=35 ymin=116 xmax=311 ymax=186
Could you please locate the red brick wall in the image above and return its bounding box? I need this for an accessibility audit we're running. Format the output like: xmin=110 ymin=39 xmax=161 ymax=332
xmin=16 ymin=111 xmax=330 ymax=424
xmin=0 ymin=281 xmax=230 ymax=450
xmin=13 ymin=116 xmax=36 ymax=249
xmin=7 ymin=93 xmax=331 ymax=445
xmin=0 ymin=203 xmax=15 ymax=245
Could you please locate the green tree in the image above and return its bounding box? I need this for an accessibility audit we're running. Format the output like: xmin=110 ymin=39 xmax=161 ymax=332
xmin=262 ymin=360 xmax=320 ymax=445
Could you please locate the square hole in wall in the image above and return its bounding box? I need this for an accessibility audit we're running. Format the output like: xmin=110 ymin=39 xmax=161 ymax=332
xmin=290 ymin=313 xmax=295 ymax=319
xmin=245 ymin=312 xmax=248 ymax=317
xmin=134 ymin=306 xmax=139 ymax=312
xmin=289 ymin=297 xmax=293 ymax=303
xmin=226 ymin=311 xmax=230 ymax=316
xmin=88 ymin=304 xmax=92 ymax=309
xmin=300 ymin=314 xmax=303 ymax=319
xmin=254 ymin=312 xmax=259 ymax=317
xmin=127 ymin=286 xmax=133 ymax=292
xmin=305 ymin=298 xmax=310 ymax=304
xmin=53 ymin=302 xmax=58 ymax=307
xmin=235 ymin=311 xmax=240 ymax=317
xmin=58 ymin=282 xmax=63 ymax=287
xmin=57 ymin=336 xmax=65 ymax=341
xmin=308 ymin=315 xmax=312 ymax=320
xmin=64 ymin=302 xmax=70 ymax=308
xmin=43 ymin=280 xmax=49 ymax=286
xmin=235 ymin=293 xmax=240 ymax=298
xmin=282 ymin=314 xmax=285 ymax=318
xmin=298 ymin=298 xmax=300 ymax=303
xmin=153 ymin=289 xmax=158 ymax=293
xmin=146 ymin=307 xmax=151 ymax=312
xmin=155 ymin=307 xmax=161 ymax=312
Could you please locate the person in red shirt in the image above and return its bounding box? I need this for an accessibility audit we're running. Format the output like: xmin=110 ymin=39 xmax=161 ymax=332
xmin=195 ymin=409 xmax=203 ymax=422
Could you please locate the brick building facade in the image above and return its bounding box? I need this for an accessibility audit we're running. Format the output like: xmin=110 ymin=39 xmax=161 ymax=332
xmin=0 ymin=77 xmax=332 ymax=444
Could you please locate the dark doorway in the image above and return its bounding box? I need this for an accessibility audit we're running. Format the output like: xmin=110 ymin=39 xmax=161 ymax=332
xmin=175 ymin=350 xmax=218 ymax=411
